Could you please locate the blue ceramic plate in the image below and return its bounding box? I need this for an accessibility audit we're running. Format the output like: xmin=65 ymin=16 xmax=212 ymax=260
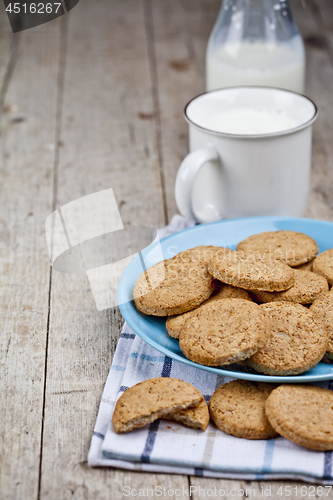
xmin=118 ymin=216 xmax=333 ymax=383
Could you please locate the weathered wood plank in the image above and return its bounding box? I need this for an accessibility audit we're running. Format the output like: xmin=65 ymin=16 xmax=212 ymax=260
xmin=53 ymin=0 xmax=166 ymax=229
xmin=190 ymin=478 xmax=333 ymax=499
xmin=190 ymin=479 xmax=260 ymax=499
xmin=0 ymin=5 xmax=19 ymax=106
xmin=291 ymin=0 xmax=333 ymax=221
xmin=149 ymin=0 xmax=220 ymax=222
xmin=313 ymin=0 xmax=333 ymax=47
xmin=39 ymin=1 xmax=188 ymax=498
xmin=0 ymin=16 xmax=61 ymax=500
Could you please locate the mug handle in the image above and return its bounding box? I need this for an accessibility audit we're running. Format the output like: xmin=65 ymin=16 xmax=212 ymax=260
xmin=175 ymin=143 xmax=219 ymax=222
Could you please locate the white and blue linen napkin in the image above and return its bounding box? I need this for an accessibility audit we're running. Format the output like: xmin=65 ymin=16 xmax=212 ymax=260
xmin=88 ymin=216 xmax=333 ymax=484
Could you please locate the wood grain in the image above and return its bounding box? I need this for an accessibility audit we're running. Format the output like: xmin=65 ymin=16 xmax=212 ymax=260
xmin=149 ymin=0 xmax=219 ymax=221
xmin=190 ymin=478 xmax=333 ymax=499
xmin=0 ymin=16 xmax=61 ymax=500
xmin=292 ymin=0 xmax=333 ymax=221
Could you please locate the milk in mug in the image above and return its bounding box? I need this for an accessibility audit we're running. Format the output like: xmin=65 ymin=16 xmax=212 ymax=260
xmin=199 ymin=106 xmax=304 ymax=136
xmin=176 ymin=87 xmax=317 ymax=223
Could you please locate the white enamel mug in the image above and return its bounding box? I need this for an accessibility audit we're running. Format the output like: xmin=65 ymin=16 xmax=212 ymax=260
xmin=175 ymin=87 xmax=318 ymax=223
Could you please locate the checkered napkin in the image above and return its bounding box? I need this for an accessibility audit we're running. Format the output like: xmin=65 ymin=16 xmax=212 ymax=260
xmin=88 ymin=216 xmax=333 ymax=484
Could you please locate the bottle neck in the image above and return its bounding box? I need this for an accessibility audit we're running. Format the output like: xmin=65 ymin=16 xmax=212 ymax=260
xmin=216 ymin=0 xmax=299 ymax=43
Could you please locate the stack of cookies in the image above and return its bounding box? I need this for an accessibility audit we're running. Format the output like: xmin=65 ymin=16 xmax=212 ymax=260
xmin=126 ymin=233 xmax=333 ymax=451
xmin=133 ymin=230 xmax=333 ymax=376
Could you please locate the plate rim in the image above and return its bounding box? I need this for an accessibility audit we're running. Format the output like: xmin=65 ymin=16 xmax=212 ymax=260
xmin=118 ymin=216 xmax=333 ymax=383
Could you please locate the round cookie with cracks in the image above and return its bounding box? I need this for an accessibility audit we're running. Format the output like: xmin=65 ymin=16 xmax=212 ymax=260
xmin=247 ymin=302 xmax=328 ymax=376
xmin=208 ymin=250 xmax=295 ymax=292
xmin=237 ymin=230 xmax=318 ymax=266
xmin=134 ymin=254 xmax=214 ymax=316
xmin=265 ymin=385 xmax=333 ymax=450
xmin=166 ymin=284 xmax=251 ymax=339
xmin=179 ymin=298 xmax=271 ymax=366
xmin=209 ymin=380 xmax=278 ymax=439
xmin=250 ymin=269 xmax=328 ymax=304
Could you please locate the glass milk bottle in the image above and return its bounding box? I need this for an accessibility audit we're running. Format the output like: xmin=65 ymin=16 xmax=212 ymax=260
xmin=206 ymin=0 xmax=305 ymax=93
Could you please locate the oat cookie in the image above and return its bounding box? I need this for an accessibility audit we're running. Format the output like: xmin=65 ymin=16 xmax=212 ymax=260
xmin=251 ymin=270 xmax=328 ymax=305
xmin=166 ymin=284 xmax=251 ymax=339
xmin=247 ymin=302 xmax=328 ymax=376
xmin=310 ymin=292 xmax=333 ymax=360
xmin=208 ymin=251 xmax=294 ymax=292
xmin=177 ymin=245 xmax=234 ymax=266
xmin=179 ymin=298 xmax=271 ymax=366
xmin=112 ymin=378 xmax=204 ymax=433
xmin=164 ymin=399 xmax=210 ymax=431
xmin=265 ymin=385 xmax=333 ymax=450
xmin=293 ymin=259 xmax=314 ymax=272
xmin=313 ymin=249 xmax=333 ymax=286
xmin=237 ymin=231 xmax=318 ymax=267
xmin=209 ymin=380 xmax=278 ymax=439
xmin=133 ymin=255 xmax=214 ymax=316
xmin=212 ymin=282 xmax=252 ymax=301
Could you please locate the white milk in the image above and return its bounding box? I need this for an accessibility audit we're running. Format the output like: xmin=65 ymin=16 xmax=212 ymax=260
xmin=200 ymin=107 xmax=303 ymax=135
xmin=206 ymin=38 xmax=305 ymax=93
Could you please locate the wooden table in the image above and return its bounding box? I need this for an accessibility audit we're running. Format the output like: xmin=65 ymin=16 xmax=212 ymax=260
xmin=2 ymin=0 xmax=333 ymax=498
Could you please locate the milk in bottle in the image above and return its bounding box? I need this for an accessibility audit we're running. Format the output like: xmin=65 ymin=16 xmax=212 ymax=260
xmin=206 ymin=0 xmax=305 ymax=93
